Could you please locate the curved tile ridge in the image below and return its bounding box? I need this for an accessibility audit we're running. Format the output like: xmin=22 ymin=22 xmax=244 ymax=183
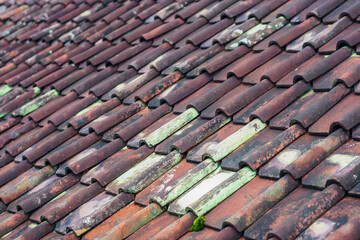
xmin=142 ymin=107 xmax=199 ymax=147
xmin=224 ymin=174 xmax=298 ymax=232
xmin=204 ymin=118 xmax=267 ymax=162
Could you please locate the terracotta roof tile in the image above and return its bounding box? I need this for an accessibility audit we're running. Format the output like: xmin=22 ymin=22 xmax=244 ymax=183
xmin=0 ymin=1 xmax=359 ymax=239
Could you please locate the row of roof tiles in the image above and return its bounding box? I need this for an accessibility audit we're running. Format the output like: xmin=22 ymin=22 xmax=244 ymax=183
xmin=0 ymin=0 xmax=359 ymax=239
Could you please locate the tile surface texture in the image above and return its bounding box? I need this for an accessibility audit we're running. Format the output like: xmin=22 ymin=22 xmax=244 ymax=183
xmin=0 ymin=0 xmax=359 ymax=239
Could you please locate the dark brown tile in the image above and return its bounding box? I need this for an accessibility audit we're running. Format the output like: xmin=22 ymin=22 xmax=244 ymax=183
xmin=0 ymin=165 xmax=55 ymax=204
xmin=187 ymin=122 xmax=242 ymax=163
xmin=319 ymin=23 xmax=360 ymax=54
xmin=259 ymin=133 xmax=324 ymax=179
xmin=282 ymin=128 xmax=349 ymax=179
xmin=81 ymin=145 xmax=153 ymax=187
xmin=56 ymin=192 xmax=134 ymax=236
xmin=303 ymin=139 xmax=360 ymax=190
xmin=30 ymin=182 xmax=102 ymax=224
xmin=267 ymin=184 xmax=345 ymax=240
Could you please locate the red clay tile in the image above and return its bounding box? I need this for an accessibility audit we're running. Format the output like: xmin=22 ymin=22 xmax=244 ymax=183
xmin=20 ymin=64 xmax=60 ymax=88
xmin=6 ymin=64 xmax=44 ymax=86
xmin=309 ymin=93 xmax=360 ymax=134
xmin=40 ymin=43 xmax=77 ymax=66
xmin=173 ymin=44 xmax=224 ymax=75
xmin=0 ymin=1 xmax=359 ymax=238
xmin=6 ymin=123 xmax=56 ymax=157
xmin=152 ymin=0 xmax=191 ymax=21
xmin=277 ymin=187 xmax=345 ymax=240
xmin=305 ymin=16 xmax=353 ymax=49
xmin=233 ymin=87 xmax=285 ymax=124
xmin=282 ymin=128 xmax=349 ymax=179
xmin=222 ymin=0 xmax=261 ymax=18
xmin=186 ymin=122 xmax=242 ymax=163
xmin=270 ymin=91 xmax=324 ymax=129
xmin=0 ymin=64 xmax=28 ymax=85
xmin=352 ymin=124 xmax=360 ymax=141
xmin=0 ymin=160 xmax=32 ymax=187
xmin=123 ymin=19 xmax=163 ymax=43
xmin=174 ymin=115 xmax=230 ymax=154
xmin=35 ymin=64 xmax=77 ymax=89
xmin=174 ymin=82 xmax=219 ymax=113
xmin=128 ymin=211 xmax=178 ymax=240
xmin=224 ymin=175 xmax=298 ymax=233
xmin=85 ymin=102 xmax=145 ymax=134
xmin=297 ymin=197 xmax=360 ymax=239
xmin=120 ymin=0 xmax=155 ymax=22
xmin=259 ymin=133 xmax=324 ymax=179
xmin=0 ymin=87 xmax=25 ymax=112
xmin=242 ymin=125 xmax=305 ymax=170
xmin=106 ymin=150 xmax=182 ymax=194
xmin=0 ymin=119 xmax=36 ymax=149
xmin=128 ymin=43 xmax=172 ymax=71
xmin=115 ymin=104 xmax=171 ymax=141
xmin=0 ymin=165 xmax=55 ymax=204
xmin=46 ymin=94 xmax=97 ymax=126
xmin=286 ymin=24 xmax=328 ymax=52
xmin=102 ymin=70 xmax=158 ymax=101
xmin=155 ymin=117 xmax=208 ymax=154
xmin=21 ymin=127 xmax=77 ymax=162
xmin=321 ymin=211 xmax=360 ymax=240
xmin=92 ymin=203 xmax=163 ymax=239
xmin=135 ymin=159 xmax=194 ymax=206
xmin=216 ymin=79 xmax=274 ymax=117
xmin=302 ymin=140 xmax=360 ymax=190
xmin=58 ymin=3 xmax=91 ymax=24
xmin=56 ymin=192 xmax=134 ymax=236
xmin=81 ymin=145 xmax=153 ymax=186
xmin=125 ymin=72 xmax=183 ymax=104
xmin=221 ymin=126 xmax=297 ymax=171
xmin=179 ymin=226 xmax=218 ymax=240
xmin=229 ymin=45 xmax=281 ymax=79
xmin=151 ymin=212 xmax=197 ymax=240
xmin=319 ymin=23 xmax=360 ymax=54
xmin=82 ymin=202 xmax=143 ymax=240
xmin=43 ymin=22 xmax=78 ymax=43
xmin=107 ymin=41 xmax=152 ymax=66
xmin=314 ymin=57 xmax=360 ymax=91
xmin=30 ymin=182 xmax=102 ymax=224
xmin=45 ymin=133 xmax=100 ymax=166
xmin=63 ymin=139 xmax=125 ymax=175
xmin=205 ymin=176 xmax=273 ymax=230
xmin=127 ymin=112 xmax=177 ymax=148
xmin=244 ymin=186 xmax=316 ymax=239
xmin=165 ymin=18 xmax=207 ymax=46
xmin=2 ymin=220 xmax=53 ymax=240
xmin=54 ymin=42 xmax=92 ymax=65
xmin=323 ymin=0 xmax=360 ymax=23
xmin=200 ymin=82 xmax=251 ymax=119
xmin=251 ymin=82 xmax=311 ymax=122
xmin=88 ymin=69 xmax=138 ymax=97
xmin=137 ymin=0 xmax=172 ymax=21
xmin=106 ymin=18 xmax=143 ymax=41
xmin=102 ymin=1 xmax=137 ymax=23
xmin=67 ymin=98 xmax=119 ymax=130
xmin=291 ymin=84 xmax=350 ymax=129
xmin=0 ymin=210 xmax=28 ymax=237
xmin=233 ymin=0 xmax=279 ymax=23
xmin=8 ymin=174 xmax=79 ymax=213
xmin=188 ymin=46 xmax=250 ymax=78
xmin=0 ymin=117 xmax=21 ymax=135
xmin=243 ymin=52 xmax=295 ymax=84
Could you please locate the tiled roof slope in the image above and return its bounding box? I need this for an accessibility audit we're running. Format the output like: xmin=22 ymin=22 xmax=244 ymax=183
xmin=0 ymin=0 xmax=359 ymax=239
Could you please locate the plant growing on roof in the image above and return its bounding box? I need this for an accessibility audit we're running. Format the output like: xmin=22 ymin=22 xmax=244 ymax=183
xmin=189 ymin=215 xmax=205 ymax=232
